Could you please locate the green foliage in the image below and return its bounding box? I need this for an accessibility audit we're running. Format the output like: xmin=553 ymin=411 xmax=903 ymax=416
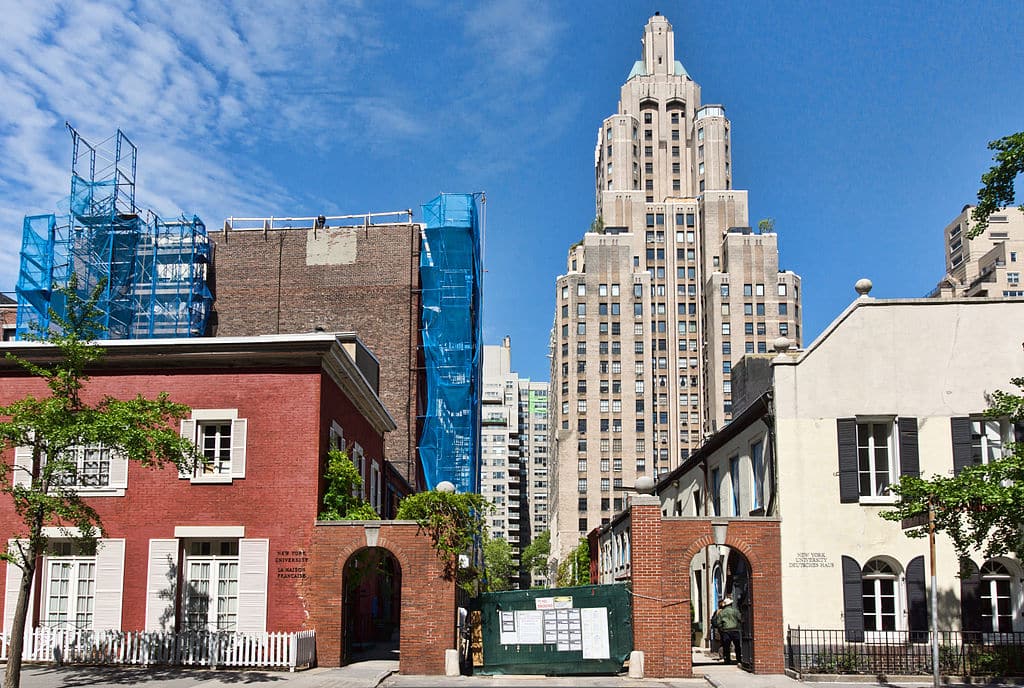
xmin=881 ymin=377 xmax=1024 ymax=561
xmin=483 ymin=536 xmax=514 ymax=592
xmin=520 ymin=529 xmax=550 ymax=580
xmin=589 ymin=216 xmax=605 ymax=234
xmin=0 ymin=277 xmax=198 ymax=688
xmin=757 ymin=217 xmax=775 ymax=233
xmin=556 ymin=537 xmax=591 ymax=587
xmin=396 ymin=489 xmax=490 ymax=579
xmin=319 ymin=448 xmax=378 ymax=520
xmin=970 ymin=131 xmax=1024 ymax=238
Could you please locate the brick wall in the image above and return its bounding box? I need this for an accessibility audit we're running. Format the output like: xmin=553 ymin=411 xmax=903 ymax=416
xmin=210 ymin=224 xmax=423 ymax=488
xmin=627 ymin=501 xmax=784 ymax=677
xmin=304 ymin=522 xmax=455 ymax=673
xmin=0 ymin=364 xmax=386 ymax=633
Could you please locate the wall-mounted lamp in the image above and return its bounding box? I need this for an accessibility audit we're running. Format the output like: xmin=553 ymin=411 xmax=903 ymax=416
xmin=712 ymin=520 xmax=729 ymax=546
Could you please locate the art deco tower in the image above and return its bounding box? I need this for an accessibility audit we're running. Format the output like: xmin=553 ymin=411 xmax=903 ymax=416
xmin=549 ymin=13 xmax=802 ymax=562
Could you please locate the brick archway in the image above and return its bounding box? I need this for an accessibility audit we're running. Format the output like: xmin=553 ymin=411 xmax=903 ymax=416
xmin=304 ymin=522 xmax=456 ymax=674
xmin=627 ymin=497 xmax=783 ymax=677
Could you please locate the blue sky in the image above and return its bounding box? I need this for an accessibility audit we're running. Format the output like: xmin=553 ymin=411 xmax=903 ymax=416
xmin=1 ymin=1 xmax=1021 ymax=380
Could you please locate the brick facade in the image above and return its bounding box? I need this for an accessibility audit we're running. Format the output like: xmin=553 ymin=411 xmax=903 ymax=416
xmin=209 ymin=224 xmax=424 ymax=489
xmin=303 ymin=522 xmax=455 ymax=674
xmin=623 ymin=498 xmax=784 ymax=677
xmin=0 ymin=335 xmax=395 ymax=642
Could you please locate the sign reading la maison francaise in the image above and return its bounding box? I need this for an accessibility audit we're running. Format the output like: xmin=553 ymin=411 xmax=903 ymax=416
xmin=276 ymin=550 xmax=309 ymax=579
xmin=788 ymin=552 xmax=834 ymax=569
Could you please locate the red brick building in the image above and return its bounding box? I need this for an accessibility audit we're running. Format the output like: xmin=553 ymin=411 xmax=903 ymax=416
xmin=208 ymin=222 xmax=425 ymax=490
xmin=0 ymin=333 xmax=399 ymax=638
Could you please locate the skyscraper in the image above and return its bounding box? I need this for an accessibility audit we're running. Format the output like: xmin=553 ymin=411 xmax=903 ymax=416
xmin=549 ymin=13 xmax=802 ymax=563
xmin=481 ymin=337 xmax=550 ymax=588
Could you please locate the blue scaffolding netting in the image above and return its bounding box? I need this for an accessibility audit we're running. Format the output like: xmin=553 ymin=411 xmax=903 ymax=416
xmin=15 ymin=126 xmax=211 ymax=340
xmin=418 ymin=193 xmax=484 ymax=493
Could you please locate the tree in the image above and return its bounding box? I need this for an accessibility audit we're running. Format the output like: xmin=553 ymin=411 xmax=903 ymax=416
xmin=520 ymin=529 xmax=551 ymax=584
xmin=970 ymin=131 xmax=1024 ymax=238
xmin=0 ymin=278 xmax=198 ymax=688
xmin=319 ymin=447 xmax=378 ymax=520
xmin=482 ymin=536 xmax=514 ymax=592
xmin=757 ymin=217 xmax=775 ymax=234
xmin=556 ymin=537 xmax=591 ymax=587
xmin=881 ymin=377 xmax=1024 ymax=561
xmin=395 ymin=489 xmax=490 ymax=580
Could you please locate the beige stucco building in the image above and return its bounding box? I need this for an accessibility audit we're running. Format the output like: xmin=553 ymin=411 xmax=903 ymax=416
xmin=933 ymin=206 xmax=1024 ymax=299
xmin=549 ymin=13 xmax=802 ymax=563
xmin=641 ymin=287 xmax=1024 ymax=639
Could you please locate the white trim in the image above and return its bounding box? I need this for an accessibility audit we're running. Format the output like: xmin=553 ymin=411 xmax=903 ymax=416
xmin=174 ymin=526 xmax=245 ymax=538
xmin=42 ymin=526 xmax=84 ymax=538
xmin=190 ymin=408 xmax=239 ymax=421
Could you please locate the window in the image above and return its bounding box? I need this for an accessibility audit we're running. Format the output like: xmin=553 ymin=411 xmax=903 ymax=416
xmin=779 ymin=323 xmax=789 ymax=336
xmin=577 ymin=284 xmax=586 ymax=296
xmin=720 ymin=284 xmax=729 ymax=297
xmin=180 ymin=410 xmax=247 ymax=483
xmin=778 ymin=303 xmax=788 ymax=316
xmin=953 ymin=417 xmax=1023 ymax=472
xmin=43 ymin=541 xmax=95 ymax=628
xmin=751 ymin=441 xmax=764 ymax=510
xmin=857 ymin=421 xmax=895 ymax=498
xmin=184 ymin=540 xmax=240 ymax=631
xmin=778 ymin=283 xmax=787 ymax=296
xmin=755 ymin=284 xmax=765 ymax=296
xmin=710 ymin=468 xmax=720 ymax=516
xmin=862 ymin=559 xmax=900 ymax=633
xmin=1010 ymin=272 xmax=1020 ymax=286
xmin=979 ymin=560 xmax=1014 ymax=632
xmin=578 ymin=479 xmax=587 ymax=493
xmin=722 ymin=323 xmax=730 ymax=335
xmin=729 ymin=456 xmax=740 ymax=515
xmin=743 ymin=284 xmax=752 ymax=296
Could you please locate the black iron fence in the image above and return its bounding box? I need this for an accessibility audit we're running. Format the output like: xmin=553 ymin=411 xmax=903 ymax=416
xmin=787 ymin=628 xmax=1024 ymax=677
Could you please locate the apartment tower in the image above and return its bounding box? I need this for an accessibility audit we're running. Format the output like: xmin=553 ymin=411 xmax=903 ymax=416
xmin=549 ymin=13 xmax=802 ymax=562
xmin=481 ymin=337 xmax=550 ymax=587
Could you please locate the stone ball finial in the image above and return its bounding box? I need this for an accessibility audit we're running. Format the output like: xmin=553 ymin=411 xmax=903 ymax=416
xmin=772 ymin=336 xmax=792 ymax=352
xmin=855 ymin=278 xmax=873 ymax=296
xmin=436 ymin=481 xmax=456 ymax=493
xmin=635 ymin=476 xmax=656 ymax=494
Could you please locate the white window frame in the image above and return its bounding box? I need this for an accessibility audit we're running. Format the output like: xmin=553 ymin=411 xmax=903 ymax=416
xmin=979 ymin=559 xmax=1020 ymax=633
xmin=183 ymin=540 xmax=240 ymax=632
xmin=180 ymin=409 xmax=247 ymax=484
xmin=970 ymin=418 xmax=1016 ymax=465
xmin=861 ymin=557 xmax=905 ymax=639
xmin=42 ymin=544 xmax=96 ymax=629
xmin=856 ymin=418 xmax=899 ymax=504
xmin=352 ymin=442 xmax=366 ymax=499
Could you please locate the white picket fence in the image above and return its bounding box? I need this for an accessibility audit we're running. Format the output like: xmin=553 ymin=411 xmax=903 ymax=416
xmin=0 ymin=628 xmax=316 ymax=671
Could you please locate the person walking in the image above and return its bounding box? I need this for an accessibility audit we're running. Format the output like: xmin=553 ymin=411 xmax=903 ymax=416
xmin=713 ymin=597 xmax=743 ymax=664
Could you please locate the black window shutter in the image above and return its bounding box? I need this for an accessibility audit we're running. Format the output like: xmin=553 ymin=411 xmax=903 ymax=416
xmin=842 ymin=555 xmax=864 ymax=641
xmin=837 ymin=418 xmax=859 ymax=503
xmin=899 ymin=417 xmax=920 ymax=478
xmin=906 ymin=555 xmax=928 ymax=640
xmin=951 ymin=417 xmax=974 ymax=475
xmin=960 ymin=558 xmax=983 ymax=635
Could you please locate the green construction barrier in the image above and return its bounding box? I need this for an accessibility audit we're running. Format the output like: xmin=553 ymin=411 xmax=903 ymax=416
xmin=474 ymin=583 xmax=633 ymax=675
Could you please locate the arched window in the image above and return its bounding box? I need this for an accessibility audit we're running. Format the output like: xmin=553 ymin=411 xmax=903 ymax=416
xmin=862 ymin=559 xmax=901 ymax=632
xmin=980 ymin=560 xmax=1014 ymax=633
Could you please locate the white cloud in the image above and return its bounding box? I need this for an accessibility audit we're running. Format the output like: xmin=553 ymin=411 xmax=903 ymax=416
xmin=0 ymin=0 xmax=417 ymax=289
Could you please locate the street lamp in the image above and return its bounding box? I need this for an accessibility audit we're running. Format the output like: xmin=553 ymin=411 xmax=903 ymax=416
xmin=712 ymin=520 xmax=729 ymax=547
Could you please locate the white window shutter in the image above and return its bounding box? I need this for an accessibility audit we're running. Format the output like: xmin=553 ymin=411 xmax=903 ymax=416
xmin=108 ymin=452 xmax=128 ymax=489
xmin=13 ymin=446 xmax=33 ymax=488
xmin=179 ymin=420 xmax=196 ymax=479
xmin=145 ymin=539 xmax=179 ymax=631
xmin=236 ymin=538 xmax=268 ymax=632
xmin=4 ymin=540 xmax=33 ymax=642
xmin=231 ymin=418 xmax=247 ymax=479
xmin=93 ymin=538 xmax=124 ymax=630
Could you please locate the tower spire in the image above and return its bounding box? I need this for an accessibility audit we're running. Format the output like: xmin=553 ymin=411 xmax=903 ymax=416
xmin=642 ymin=13 xmax=675 ymax=76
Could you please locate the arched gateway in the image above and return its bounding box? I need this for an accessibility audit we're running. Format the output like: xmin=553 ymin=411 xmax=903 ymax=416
xmin=596 ymin=495 xmax=784 ymax=677
xmin=304 ymin=521 xmax=456 ymax=674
